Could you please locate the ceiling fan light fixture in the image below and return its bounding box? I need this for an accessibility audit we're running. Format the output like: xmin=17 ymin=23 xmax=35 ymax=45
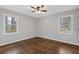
xmin=30 ymin=5 xmax=47 ymax=14
xmin=35 ymin=10 xmax=41 ymax=14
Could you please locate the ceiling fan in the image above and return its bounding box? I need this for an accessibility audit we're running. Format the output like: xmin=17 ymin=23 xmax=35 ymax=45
xmin=30 ymin=5 xmax=47 ymax=14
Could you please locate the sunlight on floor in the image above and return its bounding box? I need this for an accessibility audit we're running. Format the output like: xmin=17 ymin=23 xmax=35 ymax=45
xmin=58 ymin=47 xmax=72 ymax=54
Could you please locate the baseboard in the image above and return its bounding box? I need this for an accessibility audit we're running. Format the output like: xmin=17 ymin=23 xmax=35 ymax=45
xmin=0 ymin=36 xmax=79 ymax=47
xmin=38 ymin=36 xmax=79 ymax=46
xmin=0 ymin=36 xmax=36 ymax=46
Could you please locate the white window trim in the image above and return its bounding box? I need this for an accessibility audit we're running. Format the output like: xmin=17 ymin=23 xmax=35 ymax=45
xmin=3 ymin=14 xmax=19 ymax=35
xmin=58 ymin=15 xmax=73 ymax=34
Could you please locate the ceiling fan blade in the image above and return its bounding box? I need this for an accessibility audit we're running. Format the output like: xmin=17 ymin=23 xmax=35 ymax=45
xmin=30 ymin=6 xmax=36 ymax=9
xmin=32 ymin=11 xmax=35 ymax=12
xmin=41 ymin=10 xmax=47 ymax=12
xmin=41 ymin=5 xmax=44 ymax=8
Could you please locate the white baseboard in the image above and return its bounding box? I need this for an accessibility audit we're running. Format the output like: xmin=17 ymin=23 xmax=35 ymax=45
xmin=0 ymin=36 xmax=36 ymax=46
xmin=0 ymin=36 xmax=79 ymax=46
xmin=38 ymin=36 xmax=79 ymax=46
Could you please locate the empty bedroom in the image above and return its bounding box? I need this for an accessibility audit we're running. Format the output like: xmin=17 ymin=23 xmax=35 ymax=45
xmin=0 ymin=5 xmax=79 ymax=54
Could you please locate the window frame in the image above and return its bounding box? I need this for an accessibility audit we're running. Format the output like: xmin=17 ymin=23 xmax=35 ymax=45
xmin=3 ymin=14 xmax=18 ymax=35
xmin=58 ymin=15 xmax=73 ymax=34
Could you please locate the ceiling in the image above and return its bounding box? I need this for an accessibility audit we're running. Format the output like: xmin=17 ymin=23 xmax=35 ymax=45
xmin=0 ymin=5 xmax=79 ymax=18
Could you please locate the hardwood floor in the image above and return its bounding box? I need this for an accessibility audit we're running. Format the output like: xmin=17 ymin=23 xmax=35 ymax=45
xmin=0 ymin=37 xmax=79 ymax=54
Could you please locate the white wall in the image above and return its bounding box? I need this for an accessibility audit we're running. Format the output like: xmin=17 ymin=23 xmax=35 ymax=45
xmin=0 ymin=8 xmax=36 ymax=46
xmin=1 ymin=7 xmax=79 ymax=46
xmin=38 ymin=8 xmax=79 ymax=45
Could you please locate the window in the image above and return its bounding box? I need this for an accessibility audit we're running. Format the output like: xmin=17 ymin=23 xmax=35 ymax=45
xmin=3 ymin=14 xmax=18 ymax=35
xmin=58 ymin=15 xmax=73 ymax=34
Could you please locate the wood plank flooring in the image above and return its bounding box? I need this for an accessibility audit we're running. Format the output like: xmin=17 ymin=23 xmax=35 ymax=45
xmin=0 ymin=37 xmax=79 ymax=54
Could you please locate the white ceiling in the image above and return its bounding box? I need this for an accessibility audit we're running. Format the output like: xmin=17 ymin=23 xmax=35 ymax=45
xmin=0 ymin=5 xmax=79 ymax=18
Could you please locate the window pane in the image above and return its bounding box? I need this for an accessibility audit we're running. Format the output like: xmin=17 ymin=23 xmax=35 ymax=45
xmin=5 ymin=16 xmax=17 ymax=33
xmin=6 ymin=24 xmax=16 ymax=33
